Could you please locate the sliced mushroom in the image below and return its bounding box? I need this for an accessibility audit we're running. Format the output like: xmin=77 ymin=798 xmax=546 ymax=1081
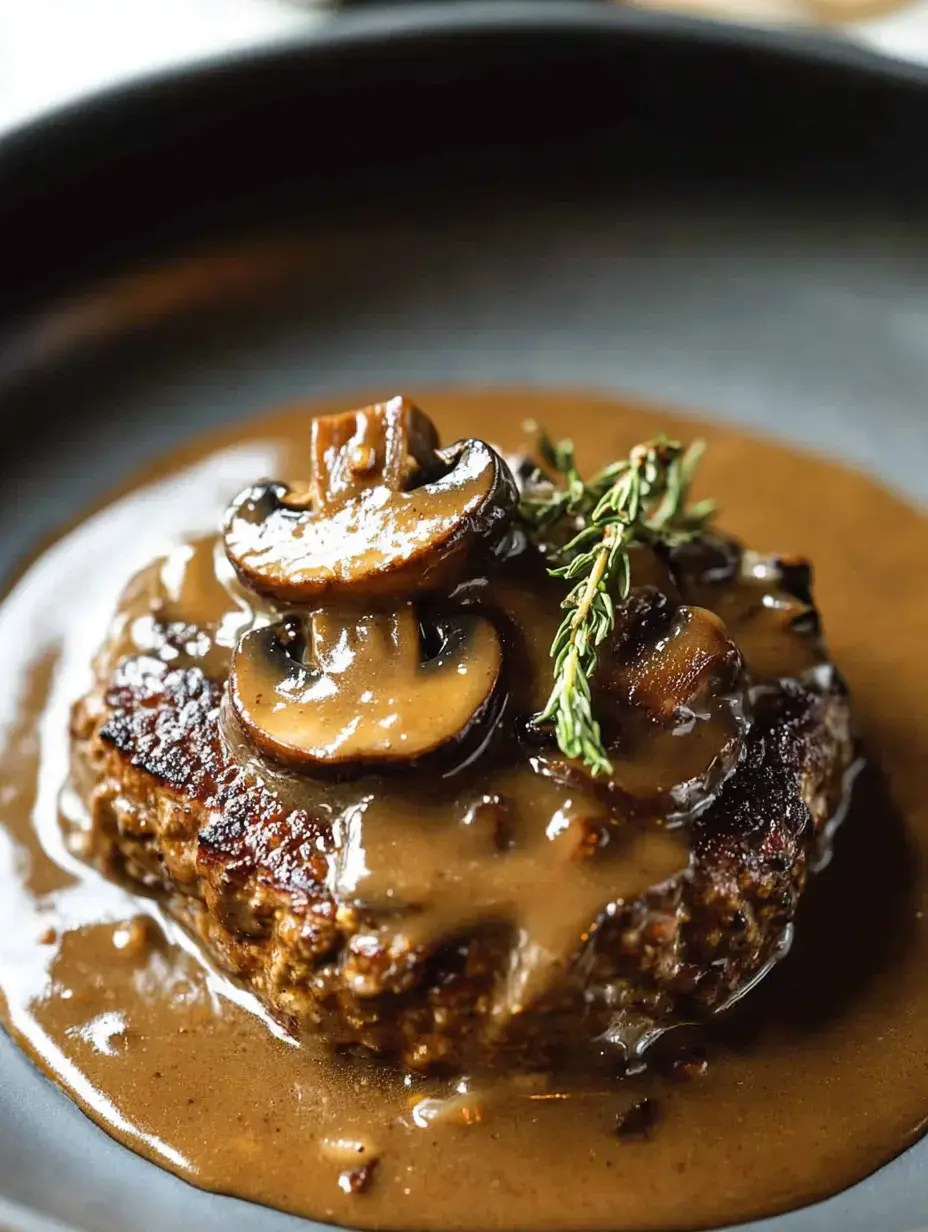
xmin=484 ymin=542 xmax=682 ymax=719
xmin=673 ymin=538 xmax=826 ymax=684
xmin=602 ymin=605 xmax=749 ymax=815
xmin=230 ymin=602 xmax=502 ymax=770
xmin=533 ymin=601 xmax=750 ymax=819
xmin=610 ymin=605 xmax=743 ymax=721
xmin=223 ymin=397 xmax=516 ymax=604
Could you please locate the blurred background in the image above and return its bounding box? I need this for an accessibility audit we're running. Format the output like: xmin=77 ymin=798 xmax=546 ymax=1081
xmin=2 ymin=0 xmax=928 ymax=137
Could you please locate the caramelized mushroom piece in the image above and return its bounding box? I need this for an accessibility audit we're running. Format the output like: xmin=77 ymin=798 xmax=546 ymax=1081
xmin=672 ymin=537 xmax=826 ymax=683
xmin=532 ymin=591 xmax=750 ymax=817
xmin=230 ymin=604 xmax=502 ymax=769
xmin=615 ymin=605 xmax=743 ymax=721
xmin=224 ymin=396 xmax=516 ymax=604
xmin=599 ymin=603 xmax=749 ymax=814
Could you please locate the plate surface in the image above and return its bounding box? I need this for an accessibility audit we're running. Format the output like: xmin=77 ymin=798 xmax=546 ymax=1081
xmin=1 ymin=7 xmax=927 ymax=1232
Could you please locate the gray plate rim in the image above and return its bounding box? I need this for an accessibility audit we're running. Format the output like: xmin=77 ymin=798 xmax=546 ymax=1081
xmin=2 ymin=0 xmax=928 ymax=170
xmin=1 ymin=5 xmax=927 ymax=1232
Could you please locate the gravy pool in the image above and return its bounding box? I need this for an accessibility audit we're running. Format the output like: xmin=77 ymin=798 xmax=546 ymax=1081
xmin=1 ymin=390 xmax=927 ymax=1231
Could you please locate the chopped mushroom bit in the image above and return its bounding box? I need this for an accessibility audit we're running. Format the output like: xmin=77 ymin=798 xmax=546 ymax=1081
xmin=611 ymin=606 xmax=743 ymax=721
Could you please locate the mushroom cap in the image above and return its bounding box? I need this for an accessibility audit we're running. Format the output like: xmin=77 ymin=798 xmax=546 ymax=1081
xmin=584 ymin=603 xmax=749 ymax=816
xmin=504 ymin=542 xmax=751 ymax=819
xmin=229 ymin=604 xmax=503 ymax=771
xmin=223 ymin=400 xmax=517 ymax=604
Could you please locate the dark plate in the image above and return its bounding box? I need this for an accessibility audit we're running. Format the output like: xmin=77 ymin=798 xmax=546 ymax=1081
xmin=1 ymin=5 xmax=927 ymax=1231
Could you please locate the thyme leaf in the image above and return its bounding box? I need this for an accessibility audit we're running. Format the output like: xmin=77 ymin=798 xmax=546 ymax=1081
xmin=518 ymin=431 xmax=715 ymax=776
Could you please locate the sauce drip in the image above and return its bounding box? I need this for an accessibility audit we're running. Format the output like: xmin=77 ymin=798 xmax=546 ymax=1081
xmin=1 ymin=390 xmax=927 ymax=1232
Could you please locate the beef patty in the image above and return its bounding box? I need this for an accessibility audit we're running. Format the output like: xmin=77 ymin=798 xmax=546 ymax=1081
xmin=68 ymin=407 xmax=855 ymax=1073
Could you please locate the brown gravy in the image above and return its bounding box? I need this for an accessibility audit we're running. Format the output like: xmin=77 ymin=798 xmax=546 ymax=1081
xmin=1 ymin=389 xmax=927 ymax=1231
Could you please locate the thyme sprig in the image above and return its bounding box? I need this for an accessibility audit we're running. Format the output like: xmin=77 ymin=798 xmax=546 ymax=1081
xmin=519 ymin=429 xmax=715 ymax=777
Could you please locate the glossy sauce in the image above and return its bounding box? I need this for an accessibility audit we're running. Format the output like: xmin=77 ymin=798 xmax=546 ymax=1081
xmin=1 ymin=390 xmax=928 ymax=1231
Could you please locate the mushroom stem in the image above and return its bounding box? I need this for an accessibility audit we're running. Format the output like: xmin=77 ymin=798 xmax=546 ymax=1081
xmin=308 ymin=397 xmax=440 ymax=514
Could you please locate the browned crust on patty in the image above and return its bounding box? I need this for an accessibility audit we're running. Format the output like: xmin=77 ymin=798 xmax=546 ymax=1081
xmin=70 ymin=654 xmax=852 ymax=1071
